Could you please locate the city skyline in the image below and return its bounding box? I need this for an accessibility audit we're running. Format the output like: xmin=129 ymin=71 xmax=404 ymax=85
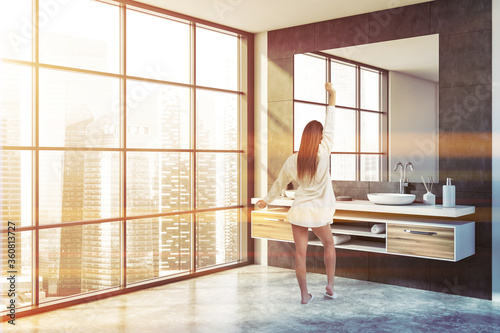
xmin=1 ymin=6 xmax=242 ymax=310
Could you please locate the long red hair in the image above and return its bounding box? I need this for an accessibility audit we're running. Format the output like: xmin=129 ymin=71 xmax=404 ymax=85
xmin=297 ymin=121 xmax=323 ymax=183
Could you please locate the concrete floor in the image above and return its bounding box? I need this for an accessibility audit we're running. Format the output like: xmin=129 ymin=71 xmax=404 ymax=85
xmin=4 ymin=265 xmax=500 ymax=333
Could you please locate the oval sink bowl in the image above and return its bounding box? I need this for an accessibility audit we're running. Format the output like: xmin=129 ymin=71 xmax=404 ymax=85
xmin=367 ymin=193 xmax=416 ymax=205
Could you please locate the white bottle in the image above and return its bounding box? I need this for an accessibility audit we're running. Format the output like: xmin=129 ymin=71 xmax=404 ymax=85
xmin=423 ymin=191 xmax=435 ymax=205
xmin=442 ymin=178 xmax=455 ymax=208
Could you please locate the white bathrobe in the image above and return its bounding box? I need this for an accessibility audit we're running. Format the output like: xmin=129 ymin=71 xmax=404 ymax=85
xmin=263 ymin=106 xmax=336 ymax=228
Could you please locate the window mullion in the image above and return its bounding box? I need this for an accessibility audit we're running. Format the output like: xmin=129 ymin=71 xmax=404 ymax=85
xmin=191 ymin=22 xmax=197 ymax=273
xmin=120 ymin=2 xmax=127 ymax=288
xmin=327 ymin=59 xmax=331 ymax=175
xmin=357 ymin=65 xmax=361 ymax=181
xmin=32 ymin=0 xmax=40 ymax=308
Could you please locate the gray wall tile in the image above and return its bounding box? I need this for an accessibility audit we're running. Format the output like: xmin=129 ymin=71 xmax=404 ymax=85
xmin=431 ymin=0 xmax=492 ymax=35
xmin=268 ymin=24 xmax=315 ymax=61
xmin=268 ymin=58 xmax=293 ymax=102
xmin=430 ymin=246 xmax=491 ymax=300
xmin=268 ymin=240 xmax=294 ymax=269
xmin=314 ymin=14 xmax=370 ymax=50
xmin=369 ymin=252 xmax=431 ymax=290
xmin=335 ymin=248 xmax=370 ymax=280
xmin=439 ymin=85 xmax=492 ymax=133
xmin=437 ymin=158 xmax=492 ymax=188
xmin=333 ymin=180 xmax=370 ymax=189
xmin=332 ymin=181 xmax=370 ymax=199
xmin=475 ymin=218 xmax=492 ymax=249
xmin=440 ymin=30 xmax=492 ymax=88
xmin=368 ymin=3 xmax=431 ymax=43
xmin=267 ymin=101 xmax=293 ymax=184
xmin=368 ymin=181 xmax=400 ymax=193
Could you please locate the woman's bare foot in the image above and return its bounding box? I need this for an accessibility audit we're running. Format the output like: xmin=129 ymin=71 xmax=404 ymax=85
xmin=301 ymin=293 xmax=314 ymax=304
xmin=325 ymin=285 xmax=334 ymax=297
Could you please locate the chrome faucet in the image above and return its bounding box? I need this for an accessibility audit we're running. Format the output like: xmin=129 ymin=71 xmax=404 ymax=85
xmin=394 ymin=162 xmax=404 ymax=193
xmin=404 ymin=162 xmax=414 ymax=183
xmin=394 ymin=162 xmax=414 ymax=194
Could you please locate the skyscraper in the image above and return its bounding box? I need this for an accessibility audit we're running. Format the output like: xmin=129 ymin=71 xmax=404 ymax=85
xmin=81 ymin=118 xmax=121 ymax=292
xmin=0 ymin=68 xmax=23 ymax=284
xmin=159 ymin=87 xmax=191 ymax=274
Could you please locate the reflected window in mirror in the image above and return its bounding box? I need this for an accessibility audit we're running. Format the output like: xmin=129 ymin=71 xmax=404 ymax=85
xmin=294 ymin=53 xmax=388 ymax=181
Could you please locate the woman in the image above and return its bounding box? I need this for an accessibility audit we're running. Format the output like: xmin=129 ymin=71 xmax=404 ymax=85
xmin=256 ymin=82 xmax=337 ymax=305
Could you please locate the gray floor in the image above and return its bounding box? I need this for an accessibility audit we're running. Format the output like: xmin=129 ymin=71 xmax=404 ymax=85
xmin=4 ymin=265 xmax=500 ymax=333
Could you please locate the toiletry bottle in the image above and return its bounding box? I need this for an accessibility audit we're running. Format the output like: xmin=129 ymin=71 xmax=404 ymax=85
xmin=423 ymin=191 xmax=435 ymax=205
xmin=442 ymin=178 xmax=455 ymax=208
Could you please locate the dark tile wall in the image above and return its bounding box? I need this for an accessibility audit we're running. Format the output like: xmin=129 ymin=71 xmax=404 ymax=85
xmin=267 ymin=23 xmax=316 ymax=60
xmin=268 ymin=58 xmax=294 ymax=101
xmin=430 ymin=0 xmax=492 ymax=35
xmin=369 ymin=252 xmax=431 ymax=290
xmin=429 ymin=246 xmax=492 ymax=300
xmin=265 ymin=0 xmax=492 ymax=299
xmin=439 ymin=30 xmax=492 ymax=87
xmin=368 ymin=3 xmax=431 ymax=43
xmin=268 ymin=241 xmax=295 ymax=270
xmin=267 ymin=101 xmax=293 ymax=183
xmin=314 ymin=14 xmax=370 ymax=50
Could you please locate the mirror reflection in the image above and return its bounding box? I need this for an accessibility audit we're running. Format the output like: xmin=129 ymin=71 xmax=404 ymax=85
xmin=294 ymin=34 xmax=439 ymax=183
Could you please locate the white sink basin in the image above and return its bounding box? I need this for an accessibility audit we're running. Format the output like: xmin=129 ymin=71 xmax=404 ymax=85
xmin=367 ymin=193 xmax=416 ymax=205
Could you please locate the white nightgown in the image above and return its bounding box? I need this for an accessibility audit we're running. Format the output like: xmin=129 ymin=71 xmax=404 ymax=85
xmin=263 ymin=106 xmax=336 ymax=228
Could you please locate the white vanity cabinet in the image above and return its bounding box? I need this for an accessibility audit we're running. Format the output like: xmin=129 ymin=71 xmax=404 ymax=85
xmin=250 ymin=198 xmax=476 ymax=262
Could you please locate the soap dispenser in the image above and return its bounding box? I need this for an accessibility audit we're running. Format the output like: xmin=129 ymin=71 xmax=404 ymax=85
xmin=442 ymin=178 xmax=455 ymax=208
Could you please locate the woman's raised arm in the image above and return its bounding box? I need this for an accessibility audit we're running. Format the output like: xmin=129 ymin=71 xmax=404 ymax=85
xmin=319 ymin=83 xmax=336 ymax=153
xmin=325 ymin=82 xmax=336 ymax=106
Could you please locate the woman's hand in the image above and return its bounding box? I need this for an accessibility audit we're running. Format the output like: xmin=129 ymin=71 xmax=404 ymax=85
xmin=256 ymin=200 xmax=267 ymax=209
xmin=325 ymin=82 xmax=336 ymax=106
xmin=325 ymin=82 xmax=336 ymax=94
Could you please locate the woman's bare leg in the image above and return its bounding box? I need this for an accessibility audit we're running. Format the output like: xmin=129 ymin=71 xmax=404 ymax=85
xmin=291 ymin=224 xmax=312 ymax=304
xmin=312 ymin=224 xmax=336 ymax=296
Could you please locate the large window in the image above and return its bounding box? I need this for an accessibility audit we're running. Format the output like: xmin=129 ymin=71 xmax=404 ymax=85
xmin=1 ymin=0 xmax=251 ymax=314
xmin=294 ymin=53 xmax=387 ymax=181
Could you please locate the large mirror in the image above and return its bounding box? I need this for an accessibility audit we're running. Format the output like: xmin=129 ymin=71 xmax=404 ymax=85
xmin=323 ymin=34 xmax=439 ymax=183
xmin=299 ymin=34 xmax=439 ymax=183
